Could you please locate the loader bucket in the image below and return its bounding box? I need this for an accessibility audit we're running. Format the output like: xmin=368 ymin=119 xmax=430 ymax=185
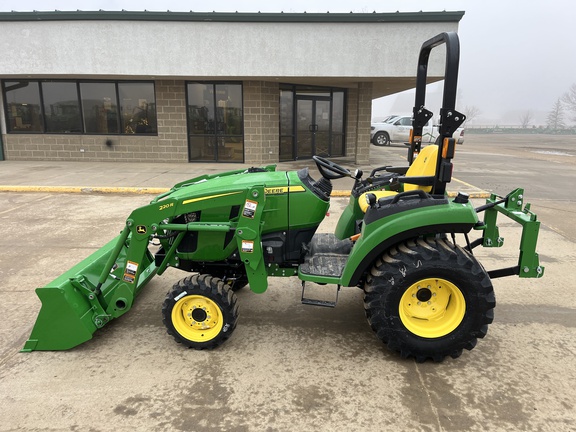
xmin=22 ymin=233 xmax=155 ymax=352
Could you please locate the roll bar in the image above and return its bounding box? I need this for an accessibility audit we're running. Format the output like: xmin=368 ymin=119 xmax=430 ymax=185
xmin=408 ymin=32 xmax=466 ymax=195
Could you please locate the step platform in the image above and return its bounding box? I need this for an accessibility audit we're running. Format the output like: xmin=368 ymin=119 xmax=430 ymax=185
xmin=299 ymin=233 xmax=351 ymax=307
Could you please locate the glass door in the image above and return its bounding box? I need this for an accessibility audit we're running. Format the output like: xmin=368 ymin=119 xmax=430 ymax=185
xmin=296 ymin=96 xmax=331 ymax=159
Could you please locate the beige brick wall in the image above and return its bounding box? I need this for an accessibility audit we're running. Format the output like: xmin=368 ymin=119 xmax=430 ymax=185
xmin=2 ymin=79 xmax=188 ymax=162
xmin=243 ymin=81 xmax=280 ymax=165
xmin=344 ymin=82 xmax=373 ymax=165
xmin=346 ymin=88 xmax=358 ymax=158
xmin=355 ymin=82 xmax=373 ymax=165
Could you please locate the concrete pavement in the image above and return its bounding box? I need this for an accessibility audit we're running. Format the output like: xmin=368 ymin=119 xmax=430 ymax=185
xmin=0 ymin=139 xmax=574 ymax=431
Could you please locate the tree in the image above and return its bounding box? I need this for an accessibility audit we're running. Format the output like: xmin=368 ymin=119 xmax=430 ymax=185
xmin=561 ymin=83 xmax=576 ymax=121
xmin=546 ymin=99 xmax=565 ymax=130
xmin=519 ymin=111 xmax=533 ymax=129
xmin=463 ymin=105 xmax=481 ymax=126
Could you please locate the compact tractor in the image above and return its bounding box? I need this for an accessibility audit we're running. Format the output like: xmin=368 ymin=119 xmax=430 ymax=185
xmin=23 ymin=33 xmax=544 ymax=361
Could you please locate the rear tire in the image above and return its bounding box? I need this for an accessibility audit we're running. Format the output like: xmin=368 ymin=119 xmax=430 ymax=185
xmin=363 ymin=238 xmax=495 ymax=362
xmin=162 ymin=274 xmax=239 ymax=349
xmin=373 ymin=131 xmax=390 ymax=146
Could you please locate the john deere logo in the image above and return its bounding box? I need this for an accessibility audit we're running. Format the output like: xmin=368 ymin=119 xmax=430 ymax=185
xmin=136 ymin=225 xmax=147 ymax=234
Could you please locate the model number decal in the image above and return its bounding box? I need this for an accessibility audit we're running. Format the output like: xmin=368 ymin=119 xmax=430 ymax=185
xmin=159 ymin=202 xmax=174 ymax=211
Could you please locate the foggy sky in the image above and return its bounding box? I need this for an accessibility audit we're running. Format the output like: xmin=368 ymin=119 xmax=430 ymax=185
xmin=2 ymin=0 xmax=574 ymax=126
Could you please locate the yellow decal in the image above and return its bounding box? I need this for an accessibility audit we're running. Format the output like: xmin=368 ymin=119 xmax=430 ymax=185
xmin=183 ymin=192 xmax=241 ymax=205
xmin=264 ymin=186 xmax=305 ymax=195
xmin=159 ymin=202 xmax=174 ymax=211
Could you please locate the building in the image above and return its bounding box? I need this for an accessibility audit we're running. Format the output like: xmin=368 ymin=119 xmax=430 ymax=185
xmin=0 ymin=10 xmax=463 ymax=164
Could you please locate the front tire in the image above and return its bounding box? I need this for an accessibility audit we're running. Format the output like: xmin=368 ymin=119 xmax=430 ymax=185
xmin=363 ymin=238 xmax=495 ymax=362
xmin=162 ymin=274 xmax=239 ymax=349
xmin=373 ymin=131 xmax=390 ymax=146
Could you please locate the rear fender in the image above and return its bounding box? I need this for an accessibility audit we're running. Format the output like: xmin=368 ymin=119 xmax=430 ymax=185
xmin=340 ymin=201 xmax=478 ymax=287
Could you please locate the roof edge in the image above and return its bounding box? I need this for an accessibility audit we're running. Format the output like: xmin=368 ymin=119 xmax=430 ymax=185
xmin=0 ymin=10 xmax=465 ymax=23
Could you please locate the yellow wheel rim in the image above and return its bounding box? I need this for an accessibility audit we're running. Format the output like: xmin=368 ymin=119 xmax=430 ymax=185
xmin=171 ymin=295 xmax=223 ymax=342
xmin=399 ymin=278 xmax=466 ymax=338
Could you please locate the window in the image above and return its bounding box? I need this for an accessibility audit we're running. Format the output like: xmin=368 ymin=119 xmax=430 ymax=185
xmin=2 ymin=80 xmax=157 ymax=135
xmin=279 ymin=89 xmax=294 ymax=160
xmin=3 ymin=81 xmax=43 ymax=132
xmin=80 ymin=82 xmax=119 ymax=134
xmin=187 ymin=82 xmax=244 ymax=162
xmin=119 ymin=82 xmax=157 ymax=134
xmin=41 ymin=82 xmax=82 ymax=133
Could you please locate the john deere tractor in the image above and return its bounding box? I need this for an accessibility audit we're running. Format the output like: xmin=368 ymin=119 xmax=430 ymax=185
xmin=23 ymin=32 xmax=544 ymax=361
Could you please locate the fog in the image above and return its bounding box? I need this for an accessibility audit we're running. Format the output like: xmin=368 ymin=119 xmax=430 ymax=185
xmin=3 ymin=0 xmax=574 ymax=126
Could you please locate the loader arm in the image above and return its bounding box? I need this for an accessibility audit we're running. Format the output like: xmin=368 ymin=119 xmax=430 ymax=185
xmin=23 ymin=181 xmax=270 ymax=351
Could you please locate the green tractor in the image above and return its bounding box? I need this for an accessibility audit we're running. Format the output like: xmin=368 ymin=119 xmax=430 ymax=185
xmin=23 ymin=32 xmax=544 ymax=362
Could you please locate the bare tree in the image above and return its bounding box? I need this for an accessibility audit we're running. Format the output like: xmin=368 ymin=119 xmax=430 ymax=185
xmin=561 ymin=83 xmax=576 ymax=121
xmin=519 ymin=110 xmax=533 ymax=129
xmin=546 ymin=99 xmax=565 ymax=130
xmin=463 ymin=105 xmax=481 ymax=126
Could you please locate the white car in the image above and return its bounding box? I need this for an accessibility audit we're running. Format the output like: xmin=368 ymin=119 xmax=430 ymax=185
xmin=371 ymin=115 xmax=464 ymax=146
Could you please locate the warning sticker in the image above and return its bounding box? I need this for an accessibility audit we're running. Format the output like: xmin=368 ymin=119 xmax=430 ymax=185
xmin=242 ymin=200 xmax=258 ymax=219
xmin=123 ymin=261 xmax=139 ymax=284
xmin=241 ymin=240 xmax=254 ymax=253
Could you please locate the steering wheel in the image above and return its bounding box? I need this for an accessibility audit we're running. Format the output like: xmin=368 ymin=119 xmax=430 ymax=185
xmin=313 ymin=156 xmax=352 ymax=180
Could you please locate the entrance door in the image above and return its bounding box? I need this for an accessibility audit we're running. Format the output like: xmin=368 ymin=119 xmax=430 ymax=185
xmin=296 ymin=97 xmax=331 ymax=159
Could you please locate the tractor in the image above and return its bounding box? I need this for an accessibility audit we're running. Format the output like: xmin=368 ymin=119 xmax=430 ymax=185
xmin=23 ymin=32 xmax=544 ymax=362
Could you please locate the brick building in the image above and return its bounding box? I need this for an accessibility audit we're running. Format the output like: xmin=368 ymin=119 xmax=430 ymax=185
xmin=0 ymin=10 xmax=463 ymax=164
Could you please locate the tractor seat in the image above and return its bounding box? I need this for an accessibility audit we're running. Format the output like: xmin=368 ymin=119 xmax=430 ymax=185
xmin=359 ymin=145 xmax=439 ymax=213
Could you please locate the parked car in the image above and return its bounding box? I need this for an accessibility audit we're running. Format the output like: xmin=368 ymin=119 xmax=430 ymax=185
xmin=370 ymin=115 xmax=465 ymax=146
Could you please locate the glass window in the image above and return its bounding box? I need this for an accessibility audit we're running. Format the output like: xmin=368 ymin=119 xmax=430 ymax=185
xmin=332 ymin=91 xmax=344 ymax=133
xmin=331 ymin=91 xmax=345 ymax=156
xmin=188 ymin=83 xmax=215 ymax=135
xmin=3 ymin=80 xmax=157 ymax=135
xmin=41 ymin=81 xmax=82 ymax=133
xmin=215 ymin=84 xmax=243 ymax=136
xmin=119 ymin=82 xmax=157 ymax=134
xmin=280 ymin=89 xmax=294 ymax=136
xmin=80 ymin=82 xmax=119 ymax=134
xmin=187 ymin=82 xmax=244 ymax=162
xmin=3 ymin=81 xmax=43 ymax=132
xmin=279 ymin=89 xmax=295 ymax=161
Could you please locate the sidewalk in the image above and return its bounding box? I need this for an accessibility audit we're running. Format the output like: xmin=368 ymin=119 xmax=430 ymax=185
xmin=0 ymin=156 xmax=489 ymax=197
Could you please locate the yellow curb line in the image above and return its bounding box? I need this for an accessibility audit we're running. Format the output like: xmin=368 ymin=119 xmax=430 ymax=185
xmin=0 ymin=185 xmax=492 ymax=199
xmin=0 ymin=185 xmax=170 ymax=194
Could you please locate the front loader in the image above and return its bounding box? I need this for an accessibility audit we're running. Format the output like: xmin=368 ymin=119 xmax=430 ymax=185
xmin=23 ymin=32 xmax=544 ymax=361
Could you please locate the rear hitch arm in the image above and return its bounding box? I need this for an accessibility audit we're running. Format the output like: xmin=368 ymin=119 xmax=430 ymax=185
xmin=477 ymin=188 xmax=544 ymax=278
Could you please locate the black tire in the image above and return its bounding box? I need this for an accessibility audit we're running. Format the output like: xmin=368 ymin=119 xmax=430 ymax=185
xmin=363 ymin=238 xmax=495 ymax=362
xmin=373 ymin=131 xmax=390 ymax=146
xmin=162 ymin=274 xmax=239 ymax=349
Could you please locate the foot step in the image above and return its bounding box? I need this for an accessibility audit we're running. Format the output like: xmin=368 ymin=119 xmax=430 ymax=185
xmin=301 ymin=281 xmax=340 ymax=308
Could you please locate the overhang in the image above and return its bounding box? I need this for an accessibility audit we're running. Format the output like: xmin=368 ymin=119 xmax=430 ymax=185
xmin=0 ymin=10 xmax=464 ymax=99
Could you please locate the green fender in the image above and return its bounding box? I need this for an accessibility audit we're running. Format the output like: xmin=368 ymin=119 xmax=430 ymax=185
xmin=339 ymin=201 xmax=479 ymax=287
